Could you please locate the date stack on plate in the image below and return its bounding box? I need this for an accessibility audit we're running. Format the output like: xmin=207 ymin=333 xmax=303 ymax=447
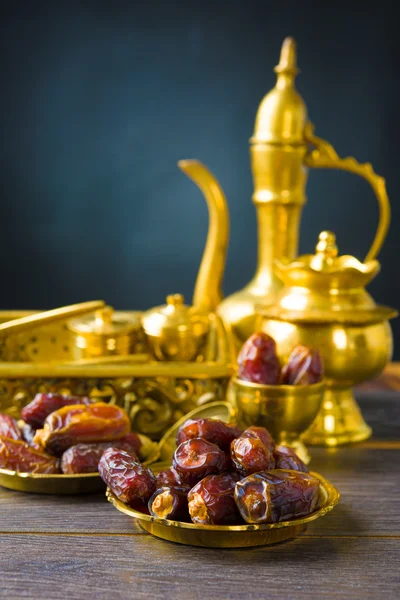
xmin=100 ymin=331 xmax=324 ymax=526
xmin=0 ymin=393 xmax=142 ymax=475
xmin=99 ymin=417 xmax=321 ymax=525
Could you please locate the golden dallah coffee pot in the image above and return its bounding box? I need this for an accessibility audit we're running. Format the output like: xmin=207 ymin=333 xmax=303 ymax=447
xmin=258 ymin=231 xmax=397 ymax=446
xmin=179 ymin=37 xmax=391 ymax=351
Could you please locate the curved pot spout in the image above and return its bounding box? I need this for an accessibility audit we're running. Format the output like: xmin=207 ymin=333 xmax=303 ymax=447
xmin=178 ymin=160 xmax=229 ymax=314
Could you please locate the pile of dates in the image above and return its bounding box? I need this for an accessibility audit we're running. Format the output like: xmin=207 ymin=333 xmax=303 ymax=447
xmin=0 ymin=393 xmax=142 ymax=475
xmin=100 ymin=417 xmax=322 ymax=525
xmin=237 ymin=332 xmax=323 ymax=385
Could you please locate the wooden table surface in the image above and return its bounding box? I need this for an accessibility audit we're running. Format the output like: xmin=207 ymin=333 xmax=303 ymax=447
xmin=1 ymin=390 xmax=399 ymax=600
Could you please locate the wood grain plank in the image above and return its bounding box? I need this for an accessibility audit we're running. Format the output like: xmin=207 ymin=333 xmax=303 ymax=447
xmin=0 ymin=534 xmax=399 ymax=600
xmin=0 ymin=488 xmax=142 ymax=534
xmin=306 ymin=447 xmax=400 ymax=536
xmin=0 ymin=447 xmax=399 ymax=537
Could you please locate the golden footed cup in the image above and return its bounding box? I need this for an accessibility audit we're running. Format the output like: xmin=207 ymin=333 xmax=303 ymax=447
xmin=227 ymin=377 xmax=325 ymax=464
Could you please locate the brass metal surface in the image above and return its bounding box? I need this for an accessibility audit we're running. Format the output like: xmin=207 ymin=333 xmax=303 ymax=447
xmin=259 ymin=232 xmax=397 ymax=447
xmin=227 ymin=378 xmax=325 ymax=464
xmin=0 ymin=434 xmax=159 ymax=495
xmin=106 ymin=472 xmax=339 ymax=548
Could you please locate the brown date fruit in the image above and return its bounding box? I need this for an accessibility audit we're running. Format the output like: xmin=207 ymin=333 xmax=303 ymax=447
xmin=281 ymin=346 xmax=323 ymax=385
xmin=60 ymin=435 xmax=140 ymax=474
xmin=172 ymin=438 xmax=227 ymax=486
xmin=21 ymin=393 xmax=94 ymax=429
xmin=188 ymin=473 xmax=242 ymax=525
xmin=0 ymin=436 xmax=60 ymax=474
xmin=231 ymin=431 xmax=275 ymax=476
xmin=148 ymin=486 xmax=189 ymax=521
xmin=61 ymin=443 xmax=113 ymax=474
xmin=176 ymin=418 xmax=243 ymax=451
xmin=156 ymin=466 xmax=182 ymax=488
xmin=60 ymin=433 xmax=140 ymax=474
xmin=237 ymin=332 xmax=281 ymax=384
xmin=33 ymin=402 xmax=131 ymax=456
xmin=243 ymin=426 xmax=275 ymax=453
xmin=0 ymin=414 xmax=22 ymax=441
xmin=234 ymin=469 xmax=320 ymax=524
xmin=98 ymin=447 xmax=156 ymax=507
xmin=273 ymin=445 xmax=309 ymax=473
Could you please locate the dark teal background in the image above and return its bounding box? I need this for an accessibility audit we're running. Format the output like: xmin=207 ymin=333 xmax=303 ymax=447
xmin=1 ymin=1 xmax=399 ymax=356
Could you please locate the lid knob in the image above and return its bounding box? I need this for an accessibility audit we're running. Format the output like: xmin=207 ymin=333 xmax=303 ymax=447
xmin=95 ymin=306 xmax=114 ymax=326
xmin=166 ymin=294 xmax=185 ymax=308
xmin=315 ymin=231 xmax=339 ymax=259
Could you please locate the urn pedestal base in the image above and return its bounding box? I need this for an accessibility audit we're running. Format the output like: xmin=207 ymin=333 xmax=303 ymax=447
xmin=303 ymin=388 xmax=372 ymax=447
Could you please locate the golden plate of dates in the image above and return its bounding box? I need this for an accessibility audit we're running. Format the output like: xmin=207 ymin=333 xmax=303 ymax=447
xmin=106 ymin=471 xmax=339 ymax=548
xmin=0 ymin=433 xmax=159 ymax=495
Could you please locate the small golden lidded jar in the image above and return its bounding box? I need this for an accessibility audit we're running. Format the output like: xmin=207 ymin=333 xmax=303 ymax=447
xmin=141 ymin=294 xmax=209 ymax=362
xmin=258 ymin=231 xmax=398 ymax=446
xmin=68 ymin=306 xmax=141 ymax=359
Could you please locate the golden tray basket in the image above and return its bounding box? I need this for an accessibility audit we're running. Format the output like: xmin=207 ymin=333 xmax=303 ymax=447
xmin=0 ymin=307 xmax=235 ymax=444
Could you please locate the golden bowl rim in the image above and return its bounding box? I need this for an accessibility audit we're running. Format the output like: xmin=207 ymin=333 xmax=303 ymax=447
xmin=231 ymin=377 xmax=326 ymax=395
xmin=106 ymin=470 xmax=340 ymax=532
xmin=0 ymin=469 xmax=100 ymax=481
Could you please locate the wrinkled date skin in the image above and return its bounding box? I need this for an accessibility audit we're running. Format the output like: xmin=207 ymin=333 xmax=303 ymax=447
xmin=61 ymin=435 xmax=140 ymax=474
xmin=148 ymin=486 xmax=189 ymax=521
xmin=21 ymin=393 xmax=94 ymax=429
xmin=231 ymin=431 xmax=275 ymax=476
xmin=281 ymin=346 xmax=323 ymax=385
xmin=243 ymin=426 xmax=275 ymax=453
xmin=0 ymin=436 xmax=60 ymax=474
xmin=99 ymin=447 xmax=156 ymax=507
xmin=176 ymin=418 xmax=243 ymax=451
xmin=0 ymin=414 xmax=22 ymax=441
xmin=172 ymin=438 xmax=227 ymax=486
xmin=237 ymin=332 xmax=281 ymax=384
xmin=234 ymin=469 xmax=320 ymax=524
xmin=34 ymin=402 xmax=131 ymax=456
xmin=273 ymin=445 xmax=309 ymax=473
xmin=156 ymin=466 xmax=182 ymax=488
xmin=188 ymin=473 xmax=242 ymax=525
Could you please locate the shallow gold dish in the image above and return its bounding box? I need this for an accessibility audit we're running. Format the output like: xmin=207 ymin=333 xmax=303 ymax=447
xmin=106 ymin=472 xmax=339 ymax=548
xmin=0 ymin=434 xmax=159 ymax=495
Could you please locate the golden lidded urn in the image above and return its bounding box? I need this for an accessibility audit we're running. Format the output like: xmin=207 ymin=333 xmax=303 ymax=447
xmin=258 ymin=231 xmax=397 ymax=446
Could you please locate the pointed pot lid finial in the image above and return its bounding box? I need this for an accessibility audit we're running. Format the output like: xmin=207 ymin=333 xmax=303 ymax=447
xmin=274 ymin=36 xmax=300 ymax=77
xmin=251 ymin=37 xmax=307 ymax=145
